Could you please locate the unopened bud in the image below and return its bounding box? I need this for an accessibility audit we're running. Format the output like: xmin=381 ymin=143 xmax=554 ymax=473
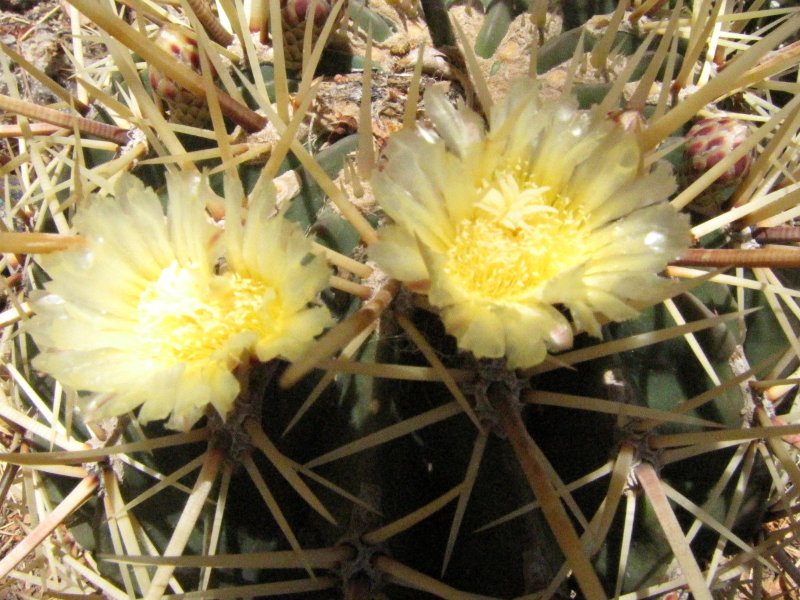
xmin=148 ymin=25 xmax=212 ymax=127
xmin=684 ymin=117 xmax=751 ymax=185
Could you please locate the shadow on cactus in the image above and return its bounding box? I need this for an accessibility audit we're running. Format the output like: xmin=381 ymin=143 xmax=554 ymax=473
xmin=2 ymin=1 xmax=800 ymax=599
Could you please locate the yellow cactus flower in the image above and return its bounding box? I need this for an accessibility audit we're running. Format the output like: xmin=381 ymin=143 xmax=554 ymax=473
xmin=27 ymin=172 xmax=332 ymax=430
xmin=369 ymin=82 xmax=690 ymax=369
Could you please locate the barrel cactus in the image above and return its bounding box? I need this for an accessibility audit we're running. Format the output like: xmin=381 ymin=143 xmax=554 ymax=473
xmin=1 ymin=1 xmax=800 ymax=599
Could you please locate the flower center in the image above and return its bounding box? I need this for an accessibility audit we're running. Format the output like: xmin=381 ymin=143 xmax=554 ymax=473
xmin=137 ymin=261 xmax=279 ymax=363
xmin=445 ymin=167 xmax=589 ymax=301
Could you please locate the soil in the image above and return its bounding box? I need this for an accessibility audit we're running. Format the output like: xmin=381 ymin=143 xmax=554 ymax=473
xmin=0 ymin=0 xmax=71 ymax=104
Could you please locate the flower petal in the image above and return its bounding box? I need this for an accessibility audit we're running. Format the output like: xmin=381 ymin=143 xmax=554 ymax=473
xmin=369 ymin=225 xmax=429 ymax=283
xmin=424 ymin=85 xmax=485 ymax=157
xmin=29 ymin=171 xmax=332 ymax=431
xmin=166 ymin=171 xmax=219 ymax=273
xmin=370 ymin=76 xmax=691 ymax=369
xmin=441 ymin=302 xmax=506 ymax=359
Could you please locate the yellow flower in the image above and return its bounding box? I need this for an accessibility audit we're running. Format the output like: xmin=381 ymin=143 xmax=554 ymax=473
xmin=27 ymin=172 xmax=332 ymax=430
xmin=369 ymin=82 xmax=690 ymax=369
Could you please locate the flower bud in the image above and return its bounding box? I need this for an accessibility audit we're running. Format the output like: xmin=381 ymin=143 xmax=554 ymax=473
xmin=274 ymin=0 xmax=346 ymax=70
xmin=684 ymin=117 xmax=751 ymax=185
xmin=148 ymin=24 xmax=212 ymax=127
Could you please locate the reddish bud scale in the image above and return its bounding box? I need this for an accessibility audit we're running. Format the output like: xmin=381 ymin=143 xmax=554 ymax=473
xmin=683 ymin=117 xmax=751 ymax=184
xmin=148 ymin=25 xmax=212 ymax=127
xmin=284 ymin=0 xmax=331 ymax=27
xmin=607 ymin=109 xmax=646 ymax=135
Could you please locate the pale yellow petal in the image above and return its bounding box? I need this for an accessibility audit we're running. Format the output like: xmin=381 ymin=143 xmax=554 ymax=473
xmin=368 ymin=226 xmax=429 ymax=283
xmin=584 ymin=161 xmax=676 ymax=226
xmin=566 ymin=131 xmax=640 ymax=208
xmin=85 ymin=391 xmax=149 ymax=422
xmin=30 ymin=169 xmax=333 ymax=431
xmin=254 ymin=305 xmax=331 ymax=361
xmin=166 ymin=171 xmax=219 ymax=273
xmin=501 ymin=304 xmax=568 ymax=368
xmin=441 ymin=302 xmax=506 ymax=359
xmin=33 ymin=349 xmax=156 ymax=393
xmin=370 ymin=76 xmax=691 ymax=368
xmin=372 ymin=132 xmax=457 ymax=250
xmin=423 ymin=85 xmax=484 ymax=157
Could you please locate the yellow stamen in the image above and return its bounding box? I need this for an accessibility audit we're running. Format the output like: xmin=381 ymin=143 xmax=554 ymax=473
xmin=446 ymin=167 xmax=588 ymax=301
xmin=138 ymin=262 xmax=280 ymax=363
